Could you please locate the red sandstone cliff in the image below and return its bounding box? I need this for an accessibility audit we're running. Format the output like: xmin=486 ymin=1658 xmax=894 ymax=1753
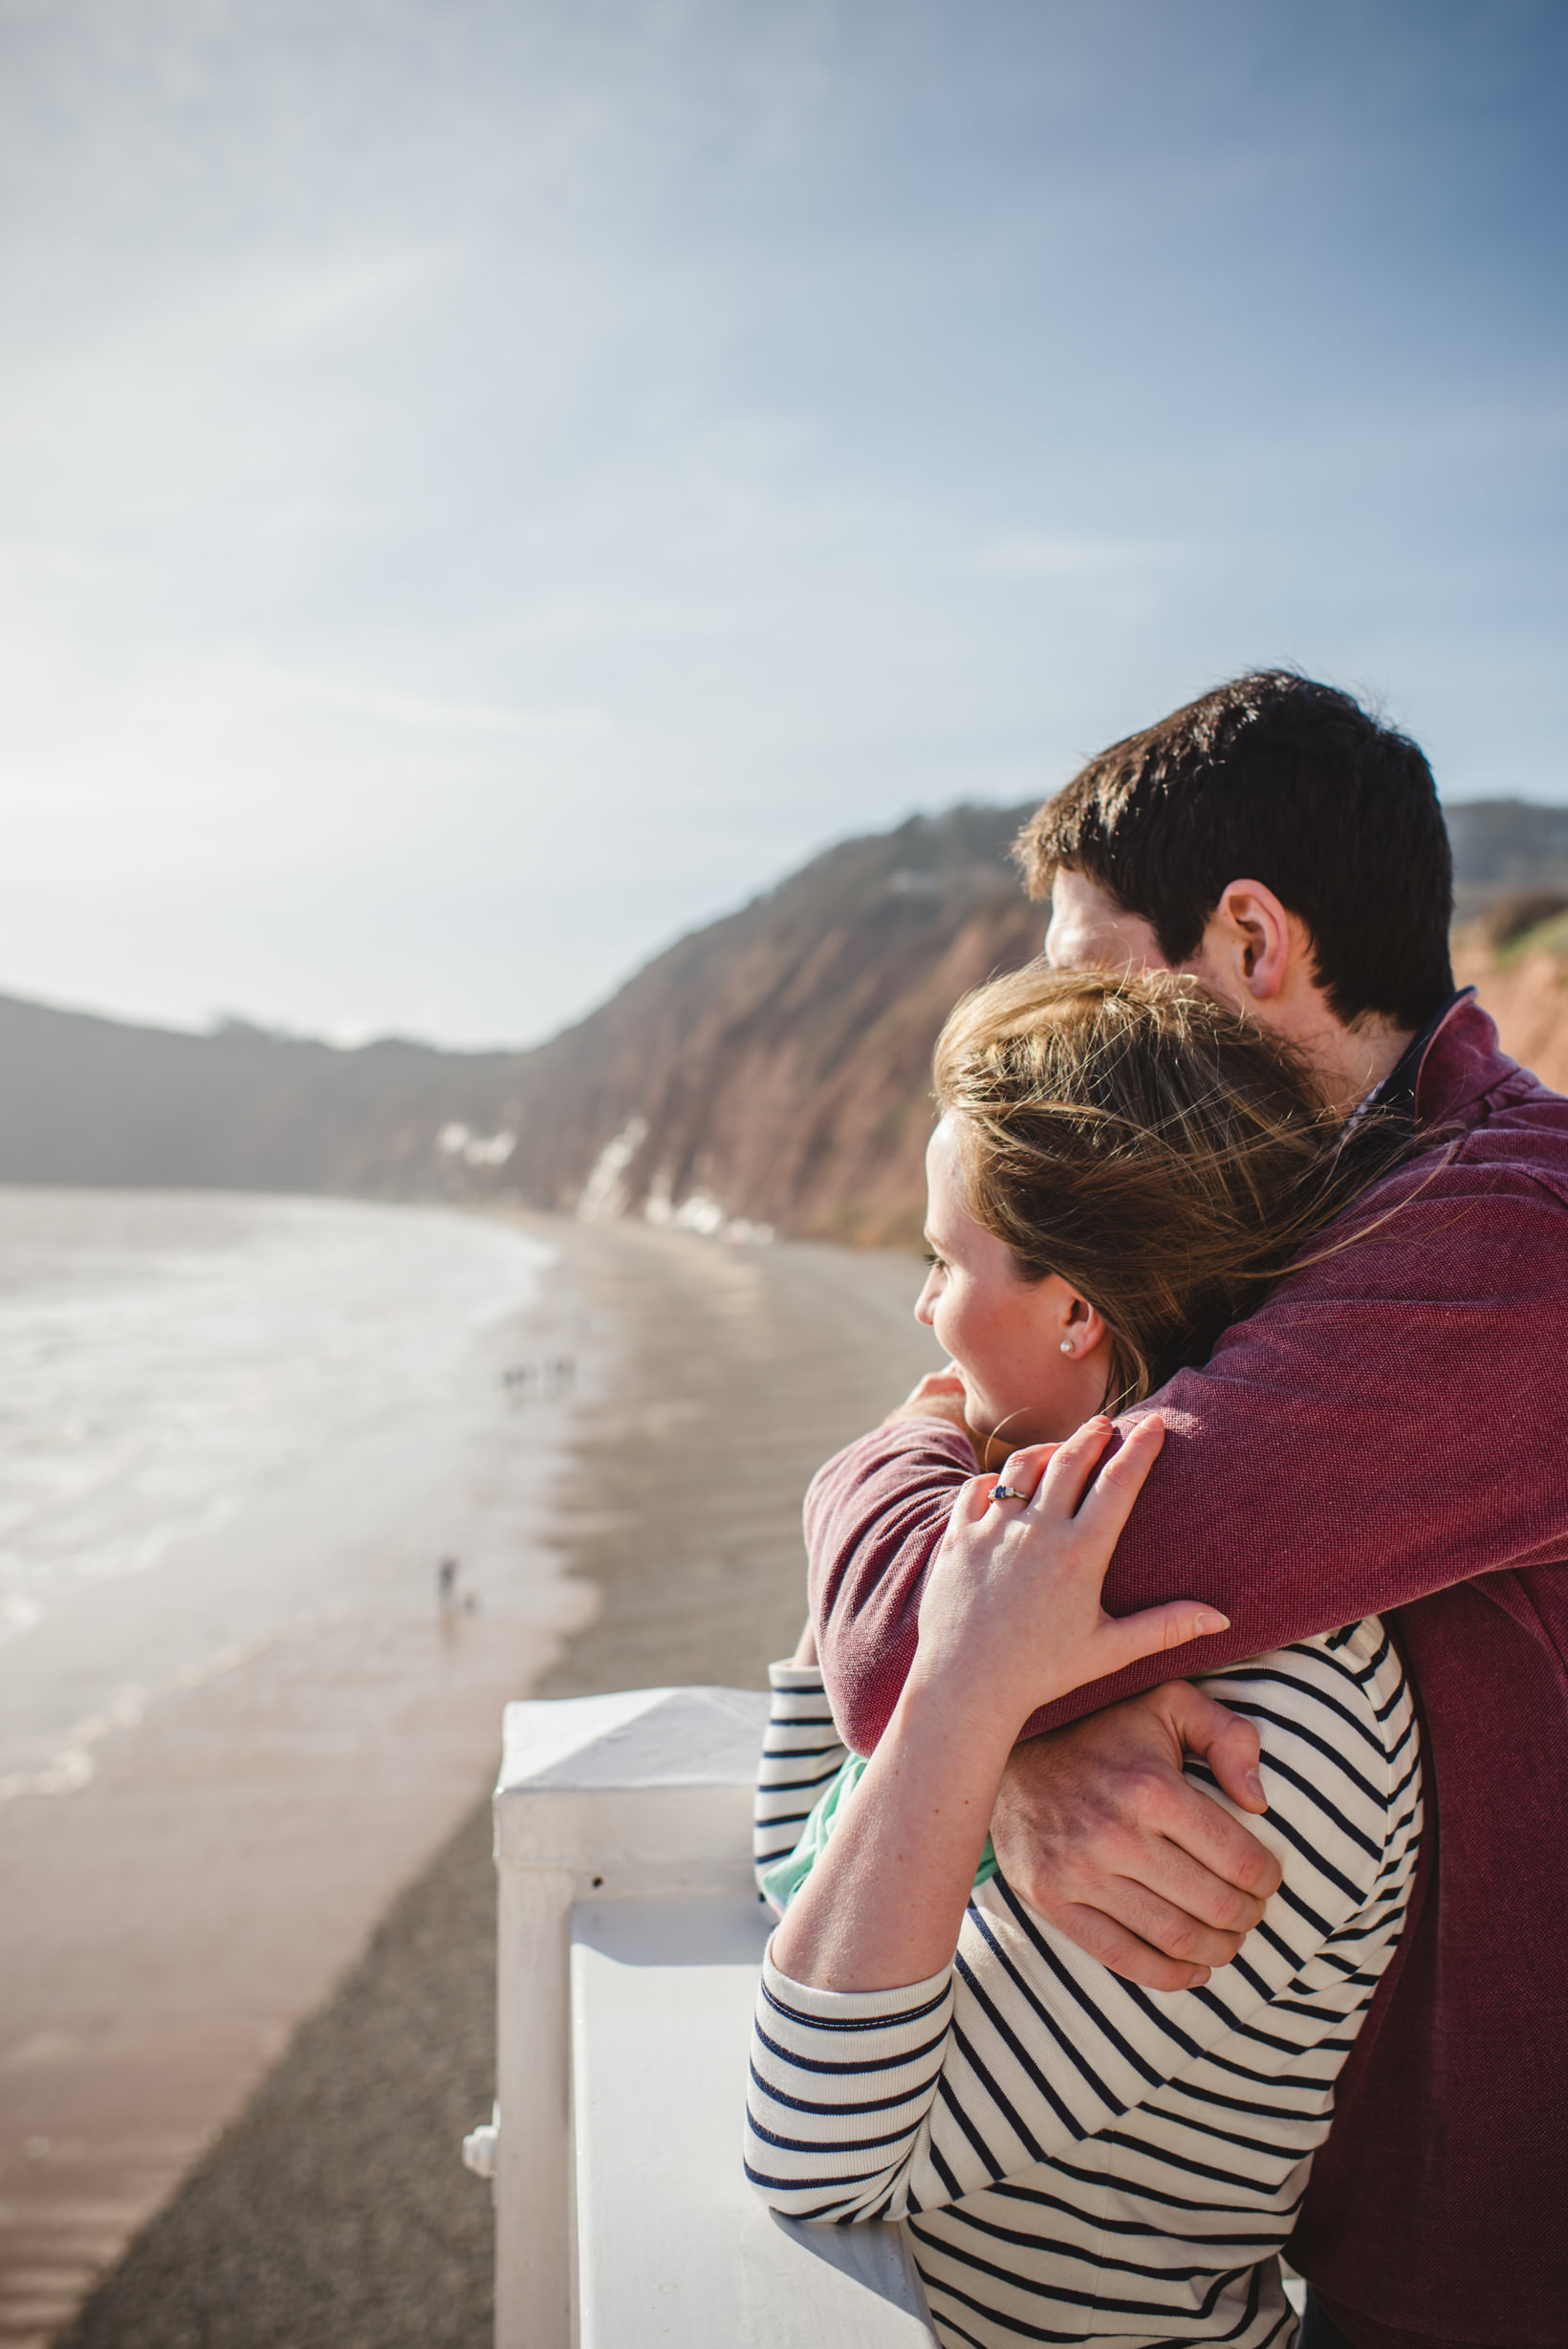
xmin=0 ymin=801 xmax=1564 ymax=1234
xmin=502 ymin=804 xmax=1043 ymax=1247
xmin=497 ymin=822 xmax=1568 ymax=1250
xmin=1454 ymin=903 xmax=1568 ymax=1094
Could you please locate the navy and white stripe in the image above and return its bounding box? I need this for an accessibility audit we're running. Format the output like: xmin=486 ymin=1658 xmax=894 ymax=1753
xmin=747 ymin=1621 xmax=1423 ymax=2349
xmin=752 ymin=1660 xmax=852 ymax=1885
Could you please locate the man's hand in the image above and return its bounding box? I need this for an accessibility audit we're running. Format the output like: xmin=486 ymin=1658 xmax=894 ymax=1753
xmin=882 ymin=1367 xmax=976 ymax=1441
xmin=989 ymin=1682 xmax=1283 ymax=1991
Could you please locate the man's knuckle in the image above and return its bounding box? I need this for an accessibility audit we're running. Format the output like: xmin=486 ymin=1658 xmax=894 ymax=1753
xmin=1075 ymin=1923 xmax=1122 ymax=1966
xmin=1132 ymin=1954 xmax=1191 ymax=1992
xmin=1052 ymin=1904 xmax=1121 ymax=1964
xmin=1122 ymin=1761 xmax=1173 ymax=1811
xmin=1234 ymin=1849 xmax=1282 ymax=1895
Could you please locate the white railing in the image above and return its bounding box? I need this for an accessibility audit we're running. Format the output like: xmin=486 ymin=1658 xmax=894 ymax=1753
xmin=477 ymin=1684 xmax=938 ymax=2348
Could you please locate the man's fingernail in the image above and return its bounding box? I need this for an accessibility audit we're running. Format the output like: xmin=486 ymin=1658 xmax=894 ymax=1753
xmin=1246 ymin=1770 xmax=1266 ymax=1804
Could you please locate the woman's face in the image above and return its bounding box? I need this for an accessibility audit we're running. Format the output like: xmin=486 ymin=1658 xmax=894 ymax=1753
xmin=915 ymin=1117 xmax=1108 ymax=1452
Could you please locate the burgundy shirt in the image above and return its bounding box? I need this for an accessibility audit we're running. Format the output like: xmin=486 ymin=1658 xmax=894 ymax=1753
xmin=808 ymin=993 xmax=1568 ymax=2349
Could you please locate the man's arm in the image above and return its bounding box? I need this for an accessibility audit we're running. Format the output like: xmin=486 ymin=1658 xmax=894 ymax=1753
xmin=811 ymin=1160 xmax=1568 ymax=1983
xmin=817 ymin=1165 xmax=1568 ymax=1755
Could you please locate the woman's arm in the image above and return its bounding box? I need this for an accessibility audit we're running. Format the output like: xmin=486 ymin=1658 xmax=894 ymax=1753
xmin=770 ymin=1670 xmax=1012 ymax=1990
xmin=773 ymin=1417 xmax=1227 ymax=1992
xmin=752 ymin=1658 xmax=848 ymax=1902
xmin=803 ymin=1420 xmax=1284 ymax=1991
xmin=749 ymin=1620 xmax=1422 ymax=2228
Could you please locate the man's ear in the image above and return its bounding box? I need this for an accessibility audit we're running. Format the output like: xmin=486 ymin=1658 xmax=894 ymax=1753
xmin=1193 ymin=879 xmax=1302 ymax=1006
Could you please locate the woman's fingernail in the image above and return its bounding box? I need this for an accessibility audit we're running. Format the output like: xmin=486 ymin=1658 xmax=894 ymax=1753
xmin=1194 ymin=1611 xmax=1230 ymax=1635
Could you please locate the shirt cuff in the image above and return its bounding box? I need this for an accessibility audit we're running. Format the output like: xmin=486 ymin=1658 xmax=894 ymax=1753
xmin=768 ymin=1660 xmax=827 ymax=1693
xmin=763 ymin=1944 xmax=952 ymax=2024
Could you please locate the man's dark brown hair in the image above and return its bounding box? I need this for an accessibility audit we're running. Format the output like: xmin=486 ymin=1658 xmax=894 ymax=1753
xmin=1014 ymin=671 xmax=1454 ymax=1033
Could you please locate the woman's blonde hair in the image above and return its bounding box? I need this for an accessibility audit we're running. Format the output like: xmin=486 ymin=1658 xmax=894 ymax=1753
xmin=933 ymin=964 xmax=1416 ymax=1411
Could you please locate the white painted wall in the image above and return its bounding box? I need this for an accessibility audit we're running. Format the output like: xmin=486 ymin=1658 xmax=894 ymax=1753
xmin=489 ymin=1685 xmax=937 ymax=2349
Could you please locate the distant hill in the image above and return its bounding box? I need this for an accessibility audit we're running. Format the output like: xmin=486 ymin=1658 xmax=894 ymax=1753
xmin=0 ymin=803 xmax=1040 ymax=1244
xmin=0 ymin=993 xmax=528 ymax=1198
xmin=0 ymin=794 xmax=1564 ymax=1242
xmin=1447 ymin=799 xmax=1568 ymax=916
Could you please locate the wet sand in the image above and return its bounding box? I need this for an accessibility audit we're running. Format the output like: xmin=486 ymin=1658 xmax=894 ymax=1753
xmin=27 ymin=1218 xmax=939 ymax=2347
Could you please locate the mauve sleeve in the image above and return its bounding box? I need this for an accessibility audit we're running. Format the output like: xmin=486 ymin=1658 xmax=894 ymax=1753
xmin=814 ymin=1158 xmax=1568 ymax=1756
xmin=804 ymin=1418 xmax=976 ymax=1752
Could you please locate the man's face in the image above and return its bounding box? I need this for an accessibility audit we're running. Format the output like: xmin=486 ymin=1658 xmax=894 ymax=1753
xmin=1043 ymin=869 xmax=1171 ymax=977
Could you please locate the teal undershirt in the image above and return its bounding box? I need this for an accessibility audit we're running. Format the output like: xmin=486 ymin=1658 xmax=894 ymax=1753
xmin=759 ymin=1751 xmax=1000 ymax=1914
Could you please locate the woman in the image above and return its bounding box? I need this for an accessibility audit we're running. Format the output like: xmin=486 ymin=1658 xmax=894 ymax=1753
xmin=747 ymin=968 xmax=1425 ymax=2349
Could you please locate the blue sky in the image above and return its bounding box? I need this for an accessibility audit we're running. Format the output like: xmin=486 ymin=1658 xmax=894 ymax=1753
xmin=0 ymin=0 xmax=1562 ymax=1045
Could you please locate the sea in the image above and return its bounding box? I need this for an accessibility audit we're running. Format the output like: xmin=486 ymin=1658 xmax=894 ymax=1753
xmin=0 ymin=1187 xmax=562 ymax=1800
xmin=0 ymin=1187 xmax=595 ymax=2338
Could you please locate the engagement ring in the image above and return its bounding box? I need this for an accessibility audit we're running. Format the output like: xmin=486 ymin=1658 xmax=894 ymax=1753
xmin=990 ymin=1483 xmax=1028 ymax=1504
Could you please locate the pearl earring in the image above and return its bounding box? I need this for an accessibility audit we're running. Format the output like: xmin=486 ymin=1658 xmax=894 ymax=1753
xmin=1059 ymin=1340 xmax=1074 ymax=1356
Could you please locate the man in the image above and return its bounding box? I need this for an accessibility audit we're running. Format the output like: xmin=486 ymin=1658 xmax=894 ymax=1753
xmin=809 ymin=672 xmax=1568 ymax=2349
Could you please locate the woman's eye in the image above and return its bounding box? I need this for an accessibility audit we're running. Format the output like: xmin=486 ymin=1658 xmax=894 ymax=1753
xmin=922 ymin=1248 xmax=945 ymax=1270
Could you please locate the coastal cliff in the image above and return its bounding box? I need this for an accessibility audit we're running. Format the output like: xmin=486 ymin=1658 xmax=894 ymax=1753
xmin=507 ymin=799 xmax=1568 ymax=1244
xmin=0 ymin=797 xmax=1564 ymax=1237
xmin=502 ymin=805 xmax=1041 ymax=1248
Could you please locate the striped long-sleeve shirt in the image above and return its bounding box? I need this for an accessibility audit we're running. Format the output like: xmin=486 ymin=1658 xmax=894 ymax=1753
xmin=748 ymin=1622 xmax=1423 ymax=2349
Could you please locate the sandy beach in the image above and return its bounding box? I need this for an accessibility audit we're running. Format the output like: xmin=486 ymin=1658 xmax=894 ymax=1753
xmin=7 ymin=1215 xmax=939 ymax=2348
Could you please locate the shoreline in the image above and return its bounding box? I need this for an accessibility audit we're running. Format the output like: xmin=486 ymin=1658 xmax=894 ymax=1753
xmin=46 ymin=1217 xmax=940 ymax=2348
xmin=0 ymin=1207 xmax=597 ymax=2349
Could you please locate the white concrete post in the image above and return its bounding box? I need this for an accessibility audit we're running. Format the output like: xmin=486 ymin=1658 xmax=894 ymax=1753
xmin=491 ymin=1685 xmax=771 ymax=2349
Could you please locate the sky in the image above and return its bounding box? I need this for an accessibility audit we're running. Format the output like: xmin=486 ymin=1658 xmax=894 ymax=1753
xmin=0 ymin=0 xmax=1563 ymax=1049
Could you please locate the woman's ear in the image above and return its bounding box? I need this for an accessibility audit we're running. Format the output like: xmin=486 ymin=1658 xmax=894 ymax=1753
xmin=1058 ymin=1294 xmax=1107 ymax=1361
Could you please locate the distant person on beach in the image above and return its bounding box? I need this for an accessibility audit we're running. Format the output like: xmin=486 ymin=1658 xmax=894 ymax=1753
xmin=751 ymin=965 xmax=1426 ymax=2348
xmin=783 ymin=675 xmax=1568 ymax=2349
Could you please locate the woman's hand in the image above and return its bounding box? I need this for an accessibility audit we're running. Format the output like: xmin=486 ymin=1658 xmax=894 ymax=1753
xmin=771 ymin=1414 xmax=1228 ymax=1999
xmin=910 ymin=1416 xmax=1229 ymax=1737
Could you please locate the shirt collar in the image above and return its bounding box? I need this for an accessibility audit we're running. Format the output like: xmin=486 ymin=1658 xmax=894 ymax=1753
xmin=1342 ymin=988 xmax=1470 ymax=1133
xmin=1373 ymin=988 xmax=1472 ymax=1121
